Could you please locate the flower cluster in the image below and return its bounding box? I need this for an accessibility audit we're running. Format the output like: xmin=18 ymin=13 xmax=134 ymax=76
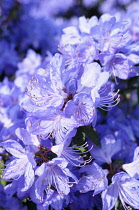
xmin=0 ymin=1 xmax=139 ymax=210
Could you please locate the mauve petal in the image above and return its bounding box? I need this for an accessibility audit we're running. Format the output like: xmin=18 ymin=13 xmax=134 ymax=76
xmin=0 ymin=140 xmax=25 ymax=158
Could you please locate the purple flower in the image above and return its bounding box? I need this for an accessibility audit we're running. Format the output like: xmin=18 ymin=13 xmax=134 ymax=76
xmin=1 ymin=138 xmax=36 ymax=193
xmin=22 ymin=53 xmax=113 ymax=141
xmin=61 ymin=36 xmax=97 ymax=67
xmin=102 ymin=172 xmax=139 ymax=210
xmin=60 ymin=20 xmax=98 ymax=68
xmin=90 ymin=14 xmax=131 ymax=53
xmin=77 ymin=162 xmax=108 ymax=195
xmin=22 ymin=54 xmax=68 ymax=112
xmin=37 ymin=189 xmax=65 ymax=210
xmin=25 ymin=108 xmax=77 ymax=144
xmin=64 ymin=93 xmax=96 ymax=125
xmin=100 ymin=53 xmax=133 ymax=79
xmin=34 ymin=158 xmax=78 ymax=203
xmin=75 ymin=36 xmax=97 ymax=64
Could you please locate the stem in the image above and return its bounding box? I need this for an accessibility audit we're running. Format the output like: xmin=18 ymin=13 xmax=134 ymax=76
xmin=43 ymin=149 xmax=51 ymax=156
xmin=109 ymin=163 xmax=113 ymax=172
xmin=115 ymin=166 xmax=122 ymax=172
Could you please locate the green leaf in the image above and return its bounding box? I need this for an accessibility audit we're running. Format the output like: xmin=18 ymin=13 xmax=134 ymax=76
xmin=0 ymin=179 xmax=6 ymax=187
xmin=82 ymin=125 xmax=100 ymax=146
xmin=72 ymin=125 xmax=100 ymax=147
xmin=72 ymin=127 xmax=86 ymax=146
xmin=21 ymin=199 xmax=27 ymax=203
xmin=26 ymin=201 xmax=37 ymax=210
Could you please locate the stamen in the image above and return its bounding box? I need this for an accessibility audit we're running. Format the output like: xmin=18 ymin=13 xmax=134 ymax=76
xmin=119 ymin=192 xmax=132 ymax=210
xmin=98 ymin=87 xmax=120 ymax=111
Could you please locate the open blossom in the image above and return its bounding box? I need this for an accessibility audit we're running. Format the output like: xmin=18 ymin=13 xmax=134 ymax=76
xmin=90 ymin=14 xmax=131 ymax=53
xmin=36 ymin=189 xmax=65 ymax=210
xmin=33 ymin=158 xmax=78 ymax=203
xmin=25 ymin=108 xmax=77 ymax=144
xmin=0 ymin=139 xmax=36 ymax=192
xmin=0 ymin=128 xmax=38 ymax=194
xmin=22 ymin=53 xmax=119 ymax=142
xmin=100 ymin=52 xmax=137 ymax=79
xmin=77 ymin=162 xmax=108 ymax=195
xmin=102 ymin=172 xmax=139 ymax=210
